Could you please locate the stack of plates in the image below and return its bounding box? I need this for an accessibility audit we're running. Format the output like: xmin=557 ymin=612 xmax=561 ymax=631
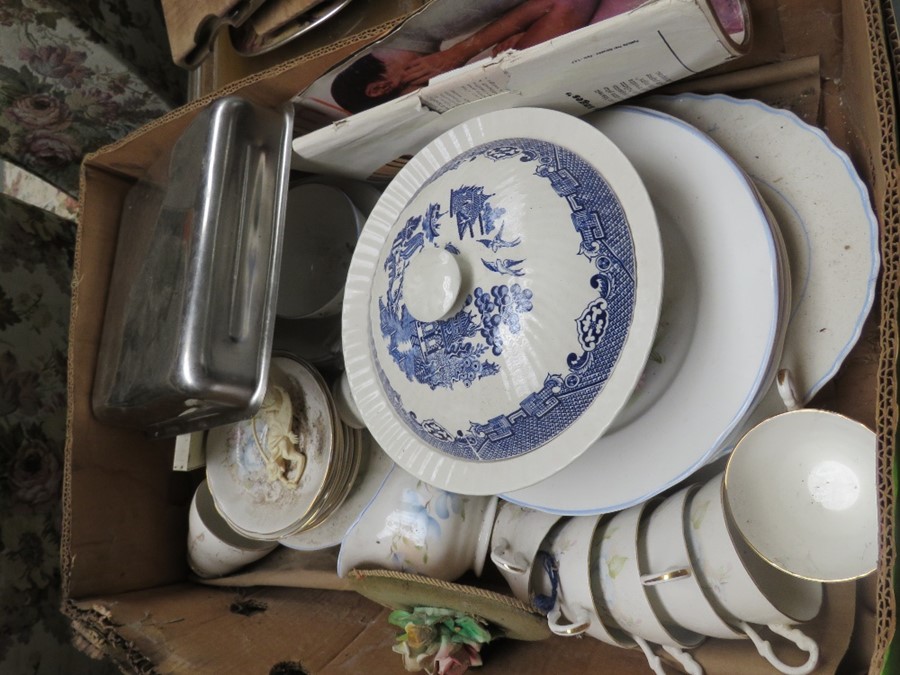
xmin=337 ymin=97 xmax=878 ymax=515
xmin=205 ymin=354 xmax=364 ymax=540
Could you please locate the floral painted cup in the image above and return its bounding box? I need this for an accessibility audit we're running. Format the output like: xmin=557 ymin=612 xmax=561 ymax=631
xmin=337 ymin=466 xmax=498 ymax=581
xmin=188 ymin=480 xmax=277 ymax=579
xmin=489 ymin=501 xmax=564 ymax=602
xmin=685 ymin=474 xmax=822 ymax=674
xmin=597 ymin=502 xmax=705 ymax=675
xmin=642 ymin=484 xmax=820 ymax=675
xmin=541 ymin=514 xmax=636 ymax=649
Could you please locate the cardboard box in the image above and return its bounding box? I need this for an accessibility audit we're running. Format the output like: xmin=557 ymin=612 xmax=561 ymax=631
xmin=63 ymin=0 xmax=898 ymax=672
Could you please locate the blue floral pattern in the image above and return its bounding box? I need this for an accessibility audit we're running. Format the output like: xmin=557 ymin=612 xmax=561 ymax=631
xmin=376 ymin=482 xmax=466 ymax=569
xmin=372 ymin=137 xmax=637 ymax=462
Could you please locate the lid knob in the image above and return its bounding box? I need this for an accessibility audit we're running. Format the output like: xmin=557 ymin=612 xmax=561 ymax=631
xmin=403 ymin=248 xmax=463 ymax=322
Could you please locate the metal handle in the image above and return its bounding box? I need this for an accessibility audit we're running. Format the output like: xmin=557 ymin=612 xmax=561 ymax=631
xmin=490 ymin=540 xmax=529 ymax=575
xmin=640 ymin=567 xmax=692 ymax=586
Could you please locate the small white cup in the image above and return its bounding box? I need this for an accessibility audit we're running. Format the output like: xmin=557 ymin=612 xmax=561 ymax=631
xmin=543 ymin=515 xmax=636 ymax=648
xmin=188 ymin=480 xmax=277 ymax=578
xmin=489 ymin=501 xmax=563 ymax=602
xmin=686 ymin=474 xmax=821 ymax=674
xmin=337 ymin=466 xmax=497 ymax=581
xmin=598 ymin=502 xmax=705 ymax=675
xmin=332 ymin=370 xmax=366 ymax=430
xmin=642 ymin=484 xmax=820 ymax=675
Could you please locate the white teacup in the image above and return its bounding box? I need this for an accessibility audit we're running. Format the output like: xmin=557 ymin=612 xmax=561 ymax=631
xmin=688 ymin=473 xmax=823 ymax=625
xmin=332 ymin=370 xmax=366 ymax=430
xmin=489 ymin=501 xmax=564 ymax=603
xmin=598 ymin=502 xmax=705 ymax=675
xmin=188 ymin=480 xmax=277 ymax=578
xmin=542 ymin=515 xmax=633 ymax=647
xmin=724 ymin=408 xmax=877 ymax=582
xmin=277 ymin=182 xmax=364 ymax=320
xmin=337 ymin=466 xmax=497 ymax=581
xmin=642 ymin=484 xmax=820 ymax=675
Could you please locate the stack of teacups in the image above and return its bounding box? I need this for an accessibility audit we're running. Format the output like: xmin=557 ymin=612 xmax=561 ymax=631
xmin=489 ymin=486 xmax=822 ymax=675
xmin=488 ymin=405 xmax=877 ymax=675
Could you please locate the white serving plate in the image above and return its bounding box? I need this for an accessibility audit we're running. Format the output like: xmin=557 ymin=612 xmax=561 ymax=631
xmin=504 ymin=106 xmax=782 ymax=514
xmin=646 ymin=93 xmax=879 ymax=414
xmin=280 ymin=432 xmax=394 ymax=551
xmin=342 ymin=107 xmax=663 ymax=495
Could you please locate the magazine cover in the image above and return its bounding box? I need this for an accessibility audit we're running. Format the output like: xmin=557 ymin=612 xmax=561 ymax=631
xmin=291 ymin=0 xmax=751 ymax=178
xmin=295 ymin=0 xmax=747 ymax=121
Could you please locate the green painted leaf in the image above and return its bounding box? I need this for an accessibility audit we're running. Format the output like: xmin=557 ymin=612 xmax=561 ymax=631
xmin=607 ymin=555 xmax=628 ymax=579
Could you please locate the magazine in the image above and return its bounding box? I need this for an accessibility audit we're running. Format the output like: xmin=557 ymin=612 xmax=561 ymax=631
xmin=291 ymin=0 xmax=750 ymax=179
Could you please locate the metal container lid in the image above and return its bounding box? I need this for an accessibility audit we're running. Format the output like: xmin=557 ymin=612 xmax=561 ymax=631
xmin=92 ymin=96 xmax=294 ymax=438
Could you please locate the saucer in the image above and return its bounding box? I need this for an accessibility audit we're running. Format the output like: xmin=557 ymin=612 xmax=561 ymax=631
xmin=646 ymin=93 xmax=879 ymax=407
xmin=280 ymin=431 xmax=394 ymax=551
xmin=342 ymin=107 xmax=663 ymax=495
xmin=505 ymin=106 xmax=782 ymax=514
xmin=206 ymin=355 xmax=337 ymax=539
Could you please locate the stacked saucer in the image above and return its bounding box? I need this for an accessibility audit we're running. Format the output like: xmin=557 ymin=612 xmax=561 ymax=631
xmin=205 ymin=353 xmax=363 ymax=541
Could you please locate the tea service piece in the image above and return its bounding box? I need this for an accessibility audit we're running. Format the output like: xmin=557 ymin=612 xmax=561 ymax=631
xmin=205 ymin=355 xmax=338 ymax=540
xmin=506 ymin=104 xmax=784 ymax=513
xmin=332 ymin=370 xmax=365 ymax=429
xmin=597 ymin=502 xmax=705 ymax=675
xmin=188 ymin=480 xmax=278 ymax=578
xmin=489 ymin=501 xmax=564 ymax=602
xmin=280 ymin=431 xmax=394 ymax=551
xmin=337 ymin=465 xmax=499 ymax=581
xmin=646 ymin=93 xmax=880 ymax=409
xmin=724 ymin=409 xmax=878 ymax=582
xmin=342 ymin=106 xmax=663 ymax=495
xmin=640 ymin=484 xmax=820 ymax=675
xmin=687 ymin=473 xmax=823 ymax=628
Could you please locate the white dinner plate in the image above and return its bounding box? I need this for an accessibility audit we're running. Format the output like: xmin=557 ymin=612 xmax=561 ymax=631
xmin=504 ymin=105 xmax=782 ymax=514
xmin=646 ymin=94 xmax=879 ymax=412
xmin=342 ymin=107 xmax=663 ymax=495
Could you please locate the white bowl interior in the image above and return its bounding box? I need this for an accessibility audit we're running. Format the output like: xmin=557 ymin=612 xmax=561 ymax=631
xmin=725 ymin=409 xmax=877 ymax=581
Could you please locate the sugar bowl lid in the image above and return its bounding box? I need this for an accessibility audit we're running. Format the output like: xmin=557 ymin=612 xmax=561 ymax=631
xmin=342 ymin=108 xmax=663 ymax=495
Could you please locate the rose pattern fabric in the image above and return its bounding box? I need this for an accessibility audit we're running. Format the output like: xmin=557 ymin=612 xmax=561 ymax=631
xmin=0 ymin=0 xmax=177 ymax=196
xmin=0 ymin=195 xmax=117 ymax=672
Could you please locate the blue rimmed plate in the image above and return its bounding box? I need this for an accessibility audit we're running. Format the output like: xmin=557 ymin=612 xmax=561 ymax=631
xmin=504 ymin=105 xmax=784 ymax=513
xmin=342 ymin=107 xmax=663 ymax=495
xmin=646 ymin=93 xmax=879 ymax=441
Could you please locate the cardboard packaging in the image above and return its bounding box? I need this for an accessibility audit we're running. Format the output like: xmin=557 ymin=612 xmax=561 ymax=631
xmin=63 ymin=0 xmax=898 ymax=672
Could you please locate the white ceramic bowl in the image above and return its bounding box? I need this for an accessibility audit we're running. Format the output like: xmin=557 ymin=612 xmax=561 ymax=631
xmin=277 ymin=182 xmax=364 ymax=319
xmin=342 ymin=106 xmax=663 ymax=496
xmin=188 ymin=480 xmax=277 ymax=578
xmin=724 ymin=409 xmax=878 ymax=582
xmin=337 ymin=465 xmax=498 ymax=580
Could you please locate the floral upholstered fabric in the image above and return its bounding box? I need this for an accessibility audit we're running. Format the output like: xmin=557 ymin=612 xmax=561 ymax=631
xmin=0 ymin=0 xmax=176 ymax=196
xmin=0 ymin=194 xmax=118 ymax=672
xmin=0 ymin=1 xmax=182 ymax=671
